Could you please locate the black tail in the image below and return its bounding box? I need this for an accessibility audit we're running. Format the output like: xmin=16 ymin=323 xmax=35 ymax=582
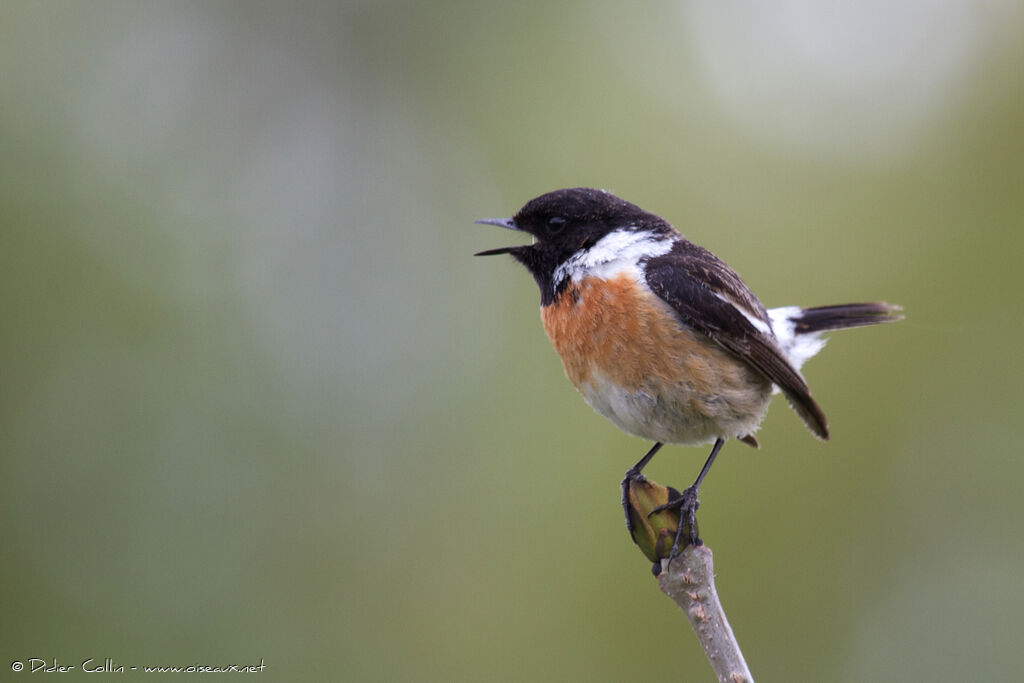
xmin=793 ymin=302 xmax=903 ymax=335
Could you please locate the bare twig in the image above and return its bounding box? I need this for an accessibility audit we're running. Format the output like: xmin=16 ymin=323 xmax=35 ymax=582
xmin=657 ymin=545 xmax=753 ymax=683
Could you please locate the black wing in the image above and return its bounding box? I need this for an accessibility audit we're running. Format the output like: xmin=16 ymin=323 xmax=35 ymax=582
xmin=644 ymin=240 xmax=829 ymax=440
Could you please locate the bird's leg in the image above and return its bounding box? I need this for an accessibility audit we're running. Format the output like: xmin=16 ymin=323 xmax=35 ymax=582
xmin=621 ymin=442 xmax=663 ymax=534
xmin=650 ymin=437 xmax=726 ymax=558
xmin=626 ymin=441 xmax=664 ymax=478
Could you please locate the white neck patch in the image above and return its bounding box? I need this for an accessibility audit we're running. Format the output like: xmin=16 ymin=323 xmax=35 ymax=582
xmin=553 ymin=229 xmax=673 ymax=287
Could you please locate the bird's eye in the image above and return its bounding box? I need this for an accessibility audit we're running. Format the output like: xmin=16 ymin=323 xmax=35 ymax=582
xmin=547 ymin=216 xmax=566 ymax=234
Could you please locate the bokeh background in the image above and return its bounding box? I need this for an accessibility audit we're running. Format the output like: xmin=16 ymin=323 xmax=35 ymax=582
xmin=2 ymin=2 xmax=1022 ymax=681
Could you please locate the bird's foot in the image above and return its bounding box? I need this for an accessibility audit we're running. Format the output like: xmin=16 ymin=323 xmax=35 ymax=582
xmin=649 ymin=485 xmax=701 ymax=561
xmin=620 ymin=466 xmax=646 ymax=536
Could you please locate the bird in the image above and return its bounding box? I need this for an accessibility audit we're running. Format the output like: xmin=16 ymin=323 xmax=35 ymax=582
xmin=475 ymin=187 xmax=901 ymax=557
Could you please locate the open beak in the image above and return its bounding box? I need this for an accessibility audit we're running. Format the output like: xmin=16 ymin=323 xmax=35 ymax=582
xmin=474 ymin=217 xmax=527 ymax=256
xmin=475 ymin=217 xmax=517 ymax=230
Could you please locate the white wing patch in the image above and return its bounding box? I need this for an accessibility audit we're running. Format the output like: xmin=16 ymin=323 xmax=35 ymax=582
xmin=713 ymin=291 xmax=772 ymax=336
xmin=553 ymin=229 xmax=673 ymax=288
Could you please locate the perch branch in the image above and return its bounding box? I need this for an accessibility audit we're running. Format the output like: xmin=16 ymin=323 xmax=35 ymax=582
xmin=657 ymin=545 xmax=752 ymax=683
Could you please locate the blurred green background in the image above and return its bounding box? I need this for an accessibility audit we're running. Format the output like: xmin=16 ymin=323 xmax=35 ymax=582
xmin=2 ymin=2 xmax=1022 ymax=681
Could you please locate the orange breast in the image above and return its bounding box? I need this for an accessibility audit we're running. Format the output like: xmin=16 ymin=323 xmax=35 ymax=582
xmin=539 ymin=273 xmax=772 ymax=443
xmin=541 ymin=274 xmax=729 ymax=392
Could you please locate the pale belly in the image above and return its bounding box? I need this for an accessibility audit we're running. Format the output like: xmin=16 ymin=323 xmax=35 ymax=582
xmin=578 ymin=368 xmax=772 ymax=445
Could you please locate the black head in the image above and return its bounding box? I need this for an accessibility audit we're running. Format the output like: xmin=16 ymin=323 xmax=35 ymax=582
xmin=475 ymin=188 xmax=671 ymax=304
